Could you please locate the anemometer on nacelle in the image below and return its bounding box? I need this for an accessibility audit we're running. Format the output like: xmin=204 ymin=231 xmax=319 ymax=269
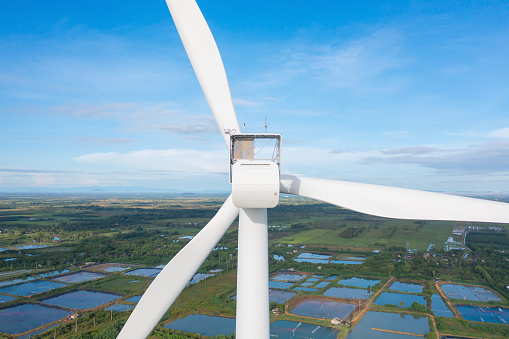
xmin=229 ymin=133 xmax=282 ymax=209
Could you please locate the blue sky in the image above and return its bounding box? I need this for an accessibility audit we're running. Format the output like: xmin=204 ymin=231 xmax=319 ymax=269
xmin=1 ymin=0 xmax=509 ymax=192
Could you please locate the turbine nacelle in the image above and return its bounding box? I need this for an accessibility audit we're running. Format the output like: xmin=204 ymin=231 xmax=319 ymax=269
xmin=229 ymin=133 xmax=282 ymax=208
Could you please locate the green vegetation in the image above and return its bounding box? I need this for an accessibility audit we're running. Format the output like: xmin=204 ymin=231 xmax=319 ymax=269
xmin=0 ymin=193 xmax=508 ymax=338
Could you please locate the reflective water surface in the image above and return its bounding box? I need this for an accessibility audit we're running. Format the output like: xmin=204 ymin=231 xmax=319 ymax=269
xmin=0 ymin=304 xmax=71 ymax=335
xmin=374 ymin=292 xmax=426 ymax=307
xmin=43 ymin=290 xmax=121 ymax=309
xmin=291 ymin=300 xmax=355 ymax=320
xmin=440 ymin=284 xmax=501 ymax=302
xmin=346 ymin=311 xmax=430 ymax=338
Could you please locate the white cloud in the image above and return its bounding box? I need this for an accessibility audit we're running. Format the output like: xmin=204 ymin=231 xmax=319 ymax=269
xmin=74 ymin=148 xmax=229 ymax=175
xmin=280 ymin=28 xmax=408 ymax=92
xmin=487 ymin=127 xmax=509 ymax=139
xmin=59 ymin=102 xmax=218 ymax=135
xmin=31 ymin=173 xmax=56 ymax=186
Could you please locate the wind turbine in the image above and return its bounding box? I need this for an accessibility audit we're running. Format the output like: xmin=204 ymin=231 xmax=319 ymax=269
xmin=118 ymin=1 xmax=509 ymax=338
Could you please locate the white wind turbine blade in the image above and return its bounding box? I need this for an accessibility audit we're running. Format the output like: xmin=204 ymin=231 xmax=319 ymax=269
xmin=166 ymin=0 xmax=240 ymax=147
xmin=117 ymin=195 xmax=239 ymax=339
xmin=280 ymin=175 xmax=509 ymax=223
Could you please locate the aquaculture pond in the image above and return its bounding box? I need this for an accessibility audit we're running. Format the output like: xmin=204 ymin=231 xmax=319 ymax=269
xmin=43 ymin=290 xmax=121 ymax=310
xmin=0 ymin=304 xmax=72 ymax=335
xmin=325 ymin=275 xmax=339 ymax=281
xmin=389 ymin=281 xmax=423 ymax=293
xmin=338 ymin=277 xmax=380 ymax=288
xmin=431 ymin=294 xmax=454 ymax=318
xmin=330 ymin=260 xmax=363 ymax=265
xmin=0 ymin=295 xmax=16 ymax=303
xmin=0 ymin=276 xmax=37 ymax=288
xmin=440 ymin=284 xmax=501 ymax=302
xmin=125 ymin=268 xmax=162 ymax=278
xmin=324 ymin=287 xmax=372 ymax=299
xmin=271 ymin=320 xmax=339 ymax=338
xmin=346 ymin=311 xmax=430 ymax=338
xmin=0 ymin=280 xmax=67 ymax=297
xmin=188 ymin=273 xmax=214 ymax=285
xmin=165 ymin=314 xmax=235 ymax=336
xmin=456 ymin=305 xmax=509 ymax=324
xmin=374 ymin=292 xmax=426 ymax=307
xmin=53 ymin=271 xmax=107 ymax=283
xmin=291 ymin=300 xmax=355 ymax=320
xmin=315 ymin=282 xmax=330 ymax=289
xmin=274 ymin=255 xmax=285 ymax=261
xmin=105 ymin=304 xmax=134 ymax=312
xmin=13 ymin=244 xmax=50 ymax=250
xmin=269 ymin=290 xmax=296 ymax=303
xmin=272 ymin=272 xmax=307 ymax=282
xmin=125 ymin=295 xmax=142 ymax=303
xmin=293 ymin=287 xmax=318 ymax=292
xmin=39 ymin=269 xmax=70 ymax=278
xmin=294 ymin=253 xmax=331 ymax=264
xmin=18 ymin=323 xmax=60 ymax=339
xmin=269 ymin=280 xmax=294 ymax=290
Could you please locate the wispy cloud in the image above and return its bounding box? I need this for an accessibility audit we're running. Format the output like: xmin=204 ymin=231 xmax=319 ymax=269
xmin=74 ymin=148 xmax=228 ymax=175
xmin=72 ymin=137 xmax=137 ymax=145
xmin=366 ymin=141 xmax=509 ymax=174
xmin=58 ymin=102 xmax=218 ymax=135
xmin=280 ymin=28 xmax=409 ymax=92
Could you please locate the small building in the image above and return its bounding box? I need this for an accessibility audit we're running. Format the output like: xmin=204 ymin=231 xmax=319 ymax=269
xmin=271 ymin=308 xmax=281 ymax=315
xmin=331 ymin=317 xmax=342 ymax=325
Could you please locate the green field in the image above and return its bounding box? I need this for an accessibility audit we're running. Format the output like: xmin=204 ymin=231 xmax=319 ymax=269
xmin=276 ymin=222 xmax=454 ymax=251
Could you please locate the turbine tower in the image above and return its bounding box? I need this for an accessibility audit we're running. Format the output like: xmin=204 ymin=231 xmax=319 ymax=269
xmin=118 ymin=1 xmax=509 ymax=338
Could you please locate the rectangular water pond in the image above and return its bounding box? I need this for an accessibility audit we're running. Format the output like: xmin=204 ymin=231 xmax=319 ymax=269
xmin=188 ymin=273 xmax=214 ymax=285
xmin=39 ymin=269 xmax=70 ymax=278
xmin=165 ymin=314 xmax=235 ymax=336
xmin=272 ymin=272 xmax=307 ymax=282
xmin=0 ymin=295 xmax=16 ymax=303
xmin=324 ymin=287 xmax=372 ymax=299
xmin=269 ymin=280 xmax=294 ymax=290
xmin=294 ymin=253 xmax=331 ymax=264
xmin=0 ymin=304 xmax=72 ymax=335
xmin=125 ymin=268 xmax=161 ymax=278
xmin=18 ymin=323 xmax=60 ymax=339
xmin=339 ymin=277 xmax=380 ymax=289
xmin=104 ymin=303 xmax=134 ymax=312
xmin=374 ymin=292 xmax=426 ymax=308
xmin=291 ymin=300 xmax=355 ymax=320
xmin=0 ymin=280 xmax=67 ymax=297
xmin=125 ymin=295 xmax=142 ymax=303
xmin=456 ymin=305 xmax=509 ymax=324
xmin=293 ymin=287 xmax=318 ymax=292
xmin=0 ymin=276 xmax=38 ymax=288
xmin=269 ymin=290 xmax=296 ymax=303
xmin=271 ymin=320 xmax=339 ymax=338
xmin=42 ymin=290 xmax=121 ymax=310
xmin=431 ymin=294 xmax=454 ymax=318
xmin=52 ymin=271 xmax=107 ymax=283
xmin=315 ymin=281 xmax=330 ymax=289
xmin=440 ymin=284 xmax=501 ymax=302
xmin=330 ymin=260 xmax=363 ymax=265
xmin=389 ymin=281 xmax=423 ymax=294
xmin=346 ymin=311 xmax=430 ymax=338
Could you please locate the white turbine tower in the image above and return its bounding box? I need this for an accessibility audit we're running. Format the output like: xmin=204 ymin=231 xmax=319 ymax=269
xmin=118 ymin=1 xmax=509 ymax=338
